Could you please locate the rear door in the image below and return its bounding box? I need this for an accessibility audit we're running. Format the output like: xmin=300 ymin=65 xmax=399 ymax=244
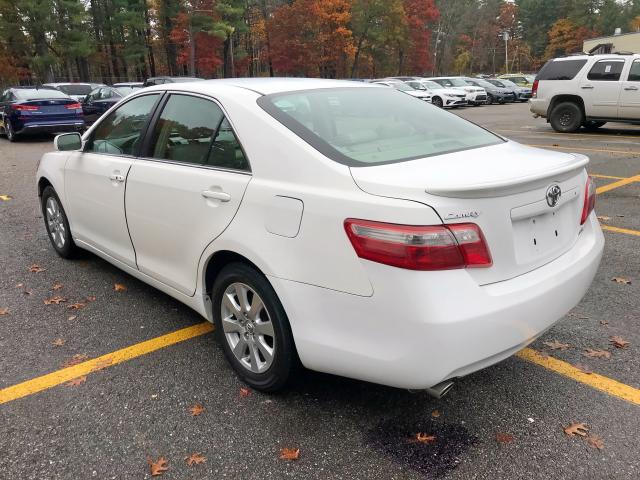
xmin=618 ymin=58 xmax=640 ymax=120
xmin=579 ymin=58 xmax=625 ymax=118
xmin=65 ymin=93 xmax=161 ymax=267
xmin=125 ymin=93 xmax=251 ymax=295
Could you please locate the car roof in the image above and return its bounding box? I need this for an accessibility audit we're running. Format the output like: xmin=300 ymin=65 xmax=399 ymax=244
xmin=144 ymin=77 xmax=378 ymax=96
xmin=43 ymin=82 xmax=93 ymax=86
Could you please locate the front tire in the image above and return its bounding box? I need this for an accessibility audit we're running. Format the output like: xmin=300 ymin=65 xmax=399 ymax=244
xmin=212 ymin=262 xmax=300 ymax=392
xmin=550 ymin=101 xmax=583 ymax=133
xmin=41 ymin=186 xmax=77 ymax=258
xmin=432 ymin=96 xmax=443 ymax=108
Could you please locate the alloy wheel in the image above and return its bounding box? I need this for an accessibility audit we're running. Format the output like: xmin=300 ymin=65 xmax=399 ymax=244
xmin=221 ymin=282 xmax=275 ymax=374
xmin=45 ymin=196 xmax=66 ymax=249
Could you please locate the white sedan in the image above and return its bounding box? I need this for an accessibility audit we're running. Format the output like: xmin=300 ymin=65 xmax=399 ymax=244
xmin=37 ymin=78 xmax=603 ymax=396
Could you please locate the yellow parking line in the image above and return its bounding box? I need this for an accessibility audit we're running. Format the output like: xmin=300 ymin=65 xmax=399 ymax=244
xmin=601 ymin=225 xmax=640 ymax=237
xmin=589 ymin=174 xmax=625 ymax=180
xmin=517 ymin=348 xmax=640 ymax=405
xmin=596 ymin=174 xmax=640 ymax=194
xmin=0 ymin=322 xmax=214 ymax=405
xmin=525 ymin=143 xmax=640 ymax=156
xmin=499 ymin=129 xmax=640 ymax=141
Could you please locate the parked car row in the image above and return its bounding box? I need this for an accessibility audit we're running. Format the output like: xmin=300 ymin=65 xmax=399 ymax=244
xmin=0 ymin=77 xmax=206 ymax=141
xmin=368 ymin=74 xmax=533 ymax=108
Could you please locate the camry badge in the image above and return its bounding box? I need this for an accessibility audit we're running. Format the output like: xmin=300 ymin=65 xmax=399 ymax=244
xmin=444 ymin=211 xmax=481 ymax=220
xmin=546 ymin=184 xmax=562 ymax=207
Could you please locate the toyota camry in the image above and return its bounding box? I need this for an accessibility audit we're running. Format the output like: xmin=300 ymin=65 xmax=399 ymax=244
xmin=36 ymin=78 xmax=603 ymax=395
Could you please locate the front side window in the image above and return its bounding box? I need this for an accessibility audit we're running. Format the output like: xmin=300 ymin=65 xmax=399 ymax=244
xmin=587 ymin=59 xmax=624 ymax=81
xmin=628 ymin=60 xmax=640 ymax=82
xmin=149 ymin=94 xmax=249 ymax=170
xmin=85 ymin=93 xmax=160 ymax=155
xmin=259 ymin=87 xmax=503 ymax=167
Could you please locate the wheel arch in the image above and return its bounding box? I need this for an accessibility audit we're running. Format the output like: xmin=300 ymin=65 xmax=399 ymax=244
xmin=38 ymin=176 xmax=53 ymax=197
xmin=203 ymin=250 xmax=266 ymax=299
xmin=548 ymin=94 xmax=585 ymax=119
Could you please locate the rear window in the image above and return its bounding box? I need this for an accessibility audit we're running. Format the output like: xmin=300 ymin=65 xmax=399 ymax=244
xmin=536 ymin=59 xmax=588 ymax=80
xmin=57 ymin=84 xmax=92 ymax=95
xmin=14 ymin=89 xmax=69 ymax=100
xmin=258 ymin=87 xmax=503 ymax=167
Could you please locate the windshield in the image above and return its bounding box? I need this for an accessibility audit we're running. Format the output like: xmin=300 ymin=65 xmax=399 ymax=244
xmin=57 ymin=84 xmax=92 ymax=95
xmin=423 ymin=81 xmax=443 ymax=90
xmin=259 ymin=87 xmax=503 ymax=167
xmin=14 ymin=88 xmax=69 ymax=100
xmin=470 ymin=79 xmax=494 ymax=89
xmin=392 ymin=83 xmax=413 ymax=91
xmin=115 ymin=86 xmax=137 ymax=95
xmin=447 ymin=79 xmax=469 ymax=87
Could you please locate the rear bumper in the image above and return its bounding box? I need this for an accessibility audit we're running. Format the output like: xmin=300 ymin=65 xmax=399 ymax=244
xmin=529 ymin=98 xmax=549 ymax=117
xmin=270 ymin=214 xmax=604 ymax=390
xmin=16 ymin=120 xmax=85 ymax=135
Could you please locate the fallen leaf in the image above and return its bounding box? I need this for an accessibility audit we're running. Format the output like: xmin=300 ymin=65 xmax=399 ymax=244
xmin=543 ymin=340 xmax=570 ymax=350
xmin=61 ymin=354 xmax=89 ymax=368
xmin=564 ymin=422 xmax=589 ymax=437
xmin=279 ymin=448 xmax=300 ymax=460
xmin=0 ymin=308 xmax=9 ymax=316
xmin=29 ymin=264 xmax=45 ymax=273
xmin=85 ymin=296 xmax=96 ymax=302
xmin=189 ymin=403 xmax=204 ymax=416
xmin=52 ymin=338 xmax=65 ymax=347
xmin=431 ymin=410 xmax=441 ymax=418
xmin=66 ymin=376 xmax=86 ymax=387
xmin=414 ymin=432 xmax=437 ymax=444
xmin=239 ymin=387 xmax=251 ymax=398
xmin=596 ymin=216 xmax=611 ymax=222
xmin=585 ymin=434 xmax=604 ymax=450
xmin=495 ymin=432 xmax=514 ymax=443
xmin=609 ymin=336 xmax=630 ymax=349
xmin=44 ymin=296 xmax=67 ymax=305
xmin=185 ymin=452 xmax=206 ymax=466
xmin=0 ymin=194 xmax=12 ymax=201
xmin=574 ymin=363 xmax=593 ymax=374
xmin=67 ymin=315 xmax=77 ymax=321
xmin=599 ymin=320 xmax=609 ymax=326
xmin=22 ymin=290 xmax=32 ymax=295
xmin=114 ymin=283 xmax=127 ymax=292
xmin=583 ymin=348 xmax=611 ymax=359
xmin=68 ymin=302 xmax=86 ymax=310
xmin=611 ymin=277 xmax=631 ymax=285
xmin=52 ymin=283 xmax=63 ymax=291
xmin=577 ymin=315 xmax=590 ymax=320
xmin=15 ymin=283 xmax=23 ymax=288
xmin=552 ymin=143 xmax=560 ymax=147
xmin=148 ymin=457 xmax=169 ymax=476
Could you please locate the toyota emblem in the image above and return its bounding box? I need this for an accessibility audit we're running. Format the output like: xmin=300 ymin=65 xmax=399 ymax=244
xmin=546 ymin=184 xmax=562 ymax=207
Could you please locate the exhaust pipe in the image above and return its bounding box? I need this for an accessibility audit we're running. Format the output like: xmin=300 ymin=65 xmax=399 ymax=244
xmin=424 ymin=380 xmax=455 ymax=399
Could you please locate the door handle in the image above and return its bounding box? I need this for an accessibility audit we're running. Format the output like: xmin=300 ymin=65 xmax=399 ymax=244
xmin=201 ymin=190 xmax=231 ymax=202
xmin=109 ymin=173 xmax=125 ymax=183
xmin=580 ymin=85 xmax=594 ymax=89
xmin=624 ymin=86 xmax=639 ymax=91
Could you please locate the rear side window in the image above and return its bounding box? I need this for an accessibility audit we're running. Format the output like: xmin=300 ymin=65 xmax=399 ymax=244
xmin=86 ymin=94 xmax=160 ymax=155
xmin=149 ymin=94 xmax=249 ymax=171
xmin=537 ymin=59 xmax=588 ymax=80
xmin=587 ymin=59 xmax=624 ymax=81
xmin=258 ymin=87 xmax=503 ymax=167
xmin=628 ymin=60 xmax=640 ymax=81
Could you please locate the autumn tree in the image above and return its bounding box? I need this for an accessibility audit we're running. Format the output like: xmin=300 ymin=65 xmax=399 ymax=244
xmin=544 ymin=18 xmax=598 ymax=59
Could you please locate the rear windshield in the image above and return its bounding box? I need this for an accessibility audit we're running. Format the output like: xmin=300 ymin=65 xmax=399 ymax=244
xmin=258 ymin=87 xmax=503 ymax=167
xmin=14 ymin=89 xmax=69 ymax=100
xmin=537 ymin=59 xmax=588 ymax=80
xmin=57 ymin=84 xmax=92 ymax=95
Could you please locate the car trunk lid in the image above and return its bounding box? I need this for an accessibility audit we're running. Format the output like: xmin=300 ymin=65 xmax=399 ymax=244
xmin=350 ymin=141 xmax=589 ymax=285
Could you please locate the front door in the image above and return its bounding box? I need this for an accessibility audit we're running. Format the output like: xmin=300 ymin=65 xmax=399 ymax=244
xmin=618 ymin=59 xmax=640 ymax=120
xmin=65 ymin=93 xmax=161 ymax=267
xmin=125 ymin=93 xmax=251 ymax=295
xmin=579 ymin=58 xmax=625 ymax=118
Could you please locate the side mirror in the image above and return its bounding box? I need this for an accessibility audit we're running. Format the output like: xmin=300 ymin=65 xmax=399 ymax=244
xmin=54 ymin=132 xmax=82 ymax=151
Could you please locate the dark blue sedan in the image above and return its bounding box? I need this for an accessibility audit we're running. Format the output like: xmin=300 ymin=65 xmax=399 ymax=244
xmin=0 ymin=87 xmax=85 ymax=141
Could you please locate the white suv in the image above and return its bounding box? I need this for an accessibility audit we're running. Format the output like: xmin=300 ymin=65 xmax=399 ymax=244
xmin=530 ymin=53 xmax=640 ymax=132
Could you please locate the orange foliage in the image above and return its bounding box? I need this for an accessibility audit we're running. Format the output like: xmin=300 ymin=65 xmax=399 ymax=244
xmin=403 ymin=0 xmax=439 ymax=74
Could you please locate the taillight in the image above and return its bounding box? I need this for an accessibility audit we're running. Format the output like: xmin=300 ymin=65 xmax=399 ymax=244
xmin=11 ymin=104 xmax=38 ymax=111
xmin=532 ymin=79 xmax=539 ymax=98
xmin=344 ymin=219 xmax=492 ymax=271
xmin=65 ymin=103 xmax=82 ymax=109
xmin=580 ymin=176 xmax=596 ymax=225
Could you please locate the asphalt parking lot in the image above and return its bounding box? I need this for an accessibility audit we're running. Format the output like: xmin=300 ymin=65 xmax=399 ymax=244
xmin=1 ymin=102 xmax=638 ymax=479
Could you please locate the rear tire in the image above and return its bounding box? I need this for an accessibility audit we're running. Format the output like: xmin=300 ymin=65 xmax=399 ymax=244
xmin=212 ymin=262 xmax=300 ymax=392
xmin=550 ymin=101 xmax=583 ymax=133
xmin=6 ymin=120 xmax=16 ymax=142
xmin=41 ymin=186 xmax=77 ymax=258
